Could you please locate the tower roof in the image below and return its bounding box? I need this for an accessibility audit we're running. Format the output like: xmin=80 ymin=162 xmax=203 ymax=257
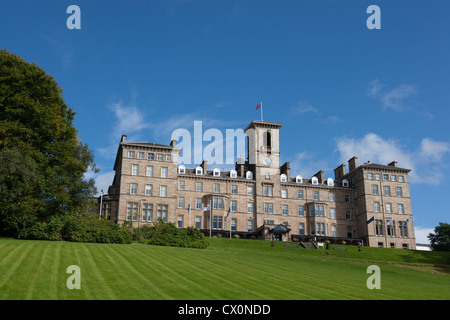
xmin=244 ymin=120 xmax=283 ymax=132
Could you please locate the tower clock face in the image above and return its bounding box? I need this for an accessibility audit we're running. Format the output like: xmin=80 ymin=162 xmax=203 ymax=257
xmin=264 ymin=157 xmax=272 ymax=165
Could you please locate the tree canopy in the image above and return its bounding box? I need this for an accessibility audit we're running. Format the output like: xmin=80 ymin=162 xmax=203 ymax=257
xmin=428 ymin=222 xmax=450 ymax=252
xmin=0 ymin=49 xmax=98 ymax=236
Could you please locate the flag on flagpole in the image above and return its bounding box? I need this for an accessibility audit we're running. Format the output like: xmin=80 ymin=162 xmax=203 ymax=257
xmin=187 ymin=203 xmax=190 ymax=214
xmin=256 ymin=103 xmax=261 ymax=110
xmin=225 ymin=207 xmax=230 ymax=219
xmin=366 ymin=216 xmax=374 ymax=224
xmin=202 ymin=204 xmax=210 ymax=212
xmin=403 ymin=218 xmax=409 ymax=226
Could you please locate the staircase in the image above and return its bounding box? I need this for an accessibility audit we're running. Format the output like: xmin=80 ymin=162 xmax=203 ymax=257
xmin=300 ymin=241 xmax=317 ymax=249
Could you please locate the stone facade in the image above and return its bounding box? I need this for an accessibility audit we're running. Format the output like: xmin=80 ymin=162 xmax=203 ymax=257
xmin=102 ymin=120 xmax=416 ymax=249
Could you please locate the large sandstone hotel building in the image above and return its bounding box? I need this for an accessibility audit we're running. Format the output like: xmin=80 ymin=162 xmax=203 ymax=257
xmin=102 ymin=120 xmax=416 ymax=249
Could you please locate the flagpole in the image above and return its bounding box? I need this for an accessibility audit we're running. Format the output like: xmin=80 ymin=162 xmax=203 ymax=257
xmin=260 ymin=101 xmax=263 ymax=121
xmin=209 ymin=199 xmax=212 ymax=238
xmin=189 ymin=198 xmax=191 ymax=227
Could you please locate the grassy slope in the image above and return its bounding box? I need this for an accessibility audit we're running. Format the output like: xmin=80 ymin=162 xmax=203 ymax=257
xmin=0 ymin=237 xmax=448 ymax=300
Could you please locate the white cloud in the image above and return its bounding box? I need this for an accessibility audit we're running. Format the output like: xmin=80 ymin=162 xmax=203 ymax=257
xmin=335 ymin=133 xmax=450 ymax=185
xmin=109 ymin=100 xmax=150 ymax=138
xmin=368 ymin=79 xmax=418 ymax=112
xmin=291 ymin=101 xmax=320 ymax=115
xmin=414 ymin=226 xmax=434 ymax=244
xmin=92 ymin=171 xmax=115 ymax=196
xmin=288 ymin=151 xmax=331 ymax=179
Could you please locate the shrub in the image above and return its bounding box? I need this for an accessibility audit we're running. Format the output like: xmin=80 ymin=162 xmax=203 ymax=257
xmin=133 ymin=220 xmax=208 ymax=249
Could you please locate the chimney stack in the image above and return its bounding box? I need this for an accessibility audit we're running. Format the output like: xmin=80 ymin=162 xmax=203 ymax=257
xmin=314 ymin=170 xmax=324 ymax=183
xmin=200 ymin=160 xmax=208 ymax=173
xmin=388 ymin=161 xmax=398 ymax=167
xmin=121 ymin=134 xmax=127 ymax=143
xmin=348 ymin=156 xmax=358 ymax=172
xmin=334 ymin=164 xmax=346 ymax=180
xmin=170 ymin=139 xmax=177 ymax=147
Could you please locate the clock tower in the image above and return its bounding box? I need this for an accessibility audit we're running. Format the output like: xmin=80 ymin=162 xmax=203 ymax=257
xmin=244 ymin=120 xmax=283 ymax=179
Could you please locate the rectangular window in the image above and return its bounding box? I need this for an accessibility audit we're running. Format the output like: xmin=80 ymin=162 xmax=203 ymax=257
xmin=298 ymin=205 xmax=304 ymax=217
xmin=391 ymin=175 xmax=397 ymax=182
xmin=398 ymin=175 xmax=404 ymax=182
xmin=178 ymin=197 xmax=185 ymax=208
xmin=310 ymin=222 xmax=315 ymax=235
xmin=383 ymin=174 xmax=389 ymax=181
xmin=299 ymin=223 xmax=305 ymax=235
xmin=166 ymin=154 xmax=172 ymax=162
xmin=145 ymin=184 xmax=152 ymax=196
xmin=386 ymin=203 xmax=392 ymax=213
xmin=247 ymin=220 xmax=254 ymax=232
xmin=231 ymin=185 xmax=237 ymax=194
xmin=368 ymin=173 xmax=373 ymax=180
xmin=347 ymin=226 xmax=353 ymax=238
xmin=160 ymin=185 xmax=167 ymax=197
xmin=128 ymin=151 xmax=135 ymax=158
xmin=398 ymin=203 xmax=404 ymax=214
xmin=157 ymin=204 xmax=168 ymax=222
xmin=329 ymin=192 xmax=335 ymax=201
xmin=178 ymin=181 xmax=185 ymax=190
xmin=314 ymin=191 xmax=319 ymax=201
xmin=396 ymin=187 xmax=402 ymax=197
xmin=309 ymin=206 xmax=314 ymax=217
xmin=374 ymin=201 xmax=380 ymax=212
xmin=346 ymin=209 xmax=351 ymax=220
xmin=127 ymin=202 xmax=138 ymax=221
xmin=142 ymin=203 xmax=153 ymax=222
xmin=231 ymin=200 xmax=237 ymax=212
xmin=177 ymin=215 xmax=183 ymax=228
xmin=213 ymin=216 xmax=223 ymax=230
xmin=331 ymin=225 xmax=337 ymax=237
xmin=247 ymin=202 xmax=253 ymax=213
xmin=195 ymin=216 xmax=202 ymax=229
xmin=138 ymin=152 xmax=145 ymax=159
xmin=146 ymin=165 xmax=153 ymax=177
xmin=147 ymin=153 xmax=154 ymax=160
xmin=375 ymin=220 xmax=384 ymax=236
xmin=373 ymin=184 xmax=379 ymax=195
xmin=330 ymin=208 xmax=336 ymax=219
xmin=130 ymin=183 xmax=137 ymax=195
xmin=298 ymin=190 xmax=304 ymax=199
xmin=161 ymin=167 xmax=168 ymax=178
xmin=264 ymin=185 xmax=273 ymax=197
xmin=247 ymin=186 xmax=253 ymax=196
xmin=132 ymin=164 xmax=139 ymax=176
xmin=264 ymin=202 xmax=273 ymax=214
xmin=213 ymin=198 xmax=223 ymax=210
xmin=384 ymin=186 xmax=390 ymax=196
xmin=231 ymin=218 xmax=237 ymax=232
xmin=156 ymin=154 xmax=163 ymax=161
xmin=196 ymin=182 xmax=203 ymax=192
xmin=375 ymin=173 xmax=381 ymax=181
xmin=282 ymin=204 xmax=288 ymax=216
xmin=281 ymin=189 xmax=287 ymax=199
xmin=345 ymin=194 xmax=350 ymax=203
xmin=195 ymin=198 xmax=202 ymax=210
xmin=214 ymin=183 xmax=220 ymax=193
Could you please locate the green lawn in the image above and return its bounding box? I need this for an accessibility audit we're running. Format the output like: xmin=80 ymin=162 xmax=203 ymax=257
xmin=0 ymin=237 xmax=449 ymax=300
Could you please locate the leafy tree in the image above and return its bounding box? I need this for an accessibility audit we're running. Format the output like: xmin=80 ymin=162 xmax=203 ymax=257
xmin=428 ymin=223 xmax=450 ymax=252
xmin=0 ymin=49 xmax=98 ymax=236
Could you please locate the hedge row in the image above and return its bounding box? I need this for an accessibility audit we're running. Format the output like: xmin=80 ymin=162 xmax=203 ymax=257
xmin=17 ymin=215 xmax=132 ymax=244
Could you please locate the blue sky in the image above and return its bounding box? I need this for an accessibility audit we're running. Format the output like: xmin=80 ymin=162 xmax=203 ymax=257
xmin=1 ymin=0 xmax=449 ymax=243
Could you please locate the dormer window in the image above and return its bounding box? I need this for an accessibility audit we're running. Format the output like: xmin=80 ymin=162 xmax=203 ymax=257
xmin=213 ymin=168 xmax=221 ymax=177
xmin=311 ymin=177 xmax=319 ymax=185
xmin=196 ymin=166 xmax=203 ymax=175
xmin=327 ymin=178 xmax=334 ymax=187
xmin=296 ymin=175 xmax=303 ymax=183
xmin=342 ymin=179 xmax=349 ymax=187
xmin=178 ymin=165 xmax=185 ymax=174
xmin=280 ymin=174 xmax=287 ymax=182
xmin=230 ymin=170 xmax=237 ymax=178
xmin=246 ymin=171 xmax=253 ymax=180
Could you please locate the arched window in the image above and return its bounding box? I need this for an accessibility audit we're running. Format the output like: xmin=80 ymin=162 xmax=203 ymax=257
xmin=178 ymin=165 xmax=185 ymax=174
xmin=246 ymin=171 xmax=253 ymax=180
xmin=280 ymin=174 xmax=287 ymax=182
xmin=195 ymin=166 xmax=203 ymax=175
xmin=311 ymin=177 xmax=319 ymax=185
xmin=213 ymin=168 xmax=221 ymax=177
xmin=296 ymin=175 xmax=303 ymax=183
xmin=327 ymin=178 xmax=334 ymax=187
xmin=230 ymin=170 xmax=237 ymax=178
xmin=342 ymin=179 xmax=349 ymax=187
